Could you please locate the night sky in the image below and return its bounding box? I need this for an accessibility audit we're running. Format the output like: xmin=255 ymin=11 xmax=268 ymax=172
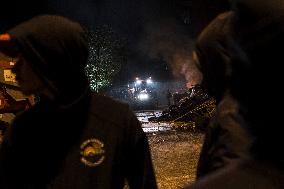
xmin=0 ymin=0 xmax=229 ymax=85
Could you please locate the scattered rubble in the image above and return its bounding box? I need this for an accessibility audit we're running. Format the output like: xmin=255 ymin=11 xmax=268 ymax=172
xmin=149 ymin=85 xmax=216 ymax=131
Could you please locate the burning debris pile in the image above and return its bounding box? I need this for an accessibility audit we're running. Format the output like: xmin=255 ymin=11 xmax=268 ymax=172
xmin=149 ymin=85 xmax=216 ymax=131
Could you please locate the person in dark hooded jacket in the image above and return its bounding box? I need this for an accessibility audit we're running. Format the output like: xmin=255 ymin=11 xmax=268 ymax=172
xmin=193 ymin=10 xmax=253 ymax=178
xmin=0 ymin=15 xmax=157 ymax=189
xmin=184 ymin=0 xmax=284 ymax=188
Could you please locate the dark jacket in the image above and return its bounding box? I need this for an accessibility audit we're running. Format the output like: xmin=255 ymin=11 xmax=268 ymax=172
xmin=186 ymin=158 xmax=284 ymax=189
xmin=0 ymin=93 xmax=157 ymax=189
xmin=0 ymin=15 xmax=157 ymax=189
xmin=196 ymin=93 xmax=252 ymax=178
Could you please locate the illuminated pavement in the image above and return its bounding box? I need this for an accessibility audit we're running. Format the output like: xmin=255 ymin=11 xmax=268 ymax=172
xmin=135 ymin=110 xmax=172 ymax=133
xmin=135 ymin=110 xmax=204 ymax=189
xmin=148 ymin=131 xmax=204 ymax=189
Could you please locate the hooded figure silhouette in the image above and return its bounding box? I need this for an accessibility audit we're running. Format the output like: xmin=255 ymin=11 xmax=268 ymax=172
xmin=185 ymin=0 xmax=284 ymax=188
xmin=0 ymin=15 xmax=157 ymax=189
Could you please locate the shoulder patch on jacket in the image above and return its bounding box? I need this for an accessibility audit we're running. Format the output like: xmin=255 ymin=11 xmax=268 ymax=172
xmin=80 ymin=138 xmax=105 ymax=167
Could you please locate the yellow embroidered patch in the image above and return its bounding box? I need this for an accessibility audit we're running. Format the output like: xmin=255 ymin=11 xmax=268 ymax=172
xmin=80 ymin=138 xmax=105 ymax=167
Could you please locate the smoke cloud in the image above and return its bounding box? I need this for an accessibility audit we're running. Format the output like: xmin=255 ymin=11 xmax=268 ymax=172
xmin=138 ymin=17 xmax=202 ymax=88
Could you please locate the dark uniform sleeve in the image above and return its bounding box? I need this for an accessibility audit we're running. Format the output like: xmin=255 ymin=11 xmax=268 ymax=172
xmin=0 ymin=123 xmax=28 ymax=188
xmin=196 ymin=119 xmax=221 ymax=178
xmin=0 ymin=139 xmax=10 ymax=188
xmin=123 ymin=109 xmax=158 ymax=189
xmin=196 ymin=95 xmax=252 ymax=179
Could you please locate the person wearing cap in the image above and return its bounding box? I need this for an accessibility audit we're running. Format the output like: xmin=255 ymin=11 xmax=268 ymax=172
xmin=0 ymin=15 xmax=157 ymax=189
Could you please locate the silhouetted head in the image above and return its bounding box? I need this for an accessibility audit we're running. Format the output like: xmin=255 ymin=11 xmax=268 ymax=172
xmin=0 ymin=15 xmax=89 ymax=104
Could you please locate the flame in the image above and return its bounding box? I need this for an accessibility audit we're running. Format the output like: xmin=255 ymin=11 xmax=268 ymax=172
xmin=0 ymin=34 xmax=11 ymax=41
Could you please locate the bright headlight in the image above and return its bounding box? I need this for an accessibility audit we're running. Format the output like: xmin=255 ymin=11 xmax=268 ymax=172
xmin=138 ymin=93 xmax=149 ymax=100
xmin=136 ymin=80 xmax=142 ymax=85
xmin=146 ymin=79 xmax=152 ymax=84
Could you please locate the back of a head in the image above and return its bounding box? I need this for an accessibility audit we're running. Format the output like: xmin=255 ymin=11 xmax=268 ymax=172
xmin=227 ymin=1 xmax=284 ymax=166
xmin=196 ymin=1 xmax=284 ymax=166
xmin=194 ymin=11 xmax=234 ymax=102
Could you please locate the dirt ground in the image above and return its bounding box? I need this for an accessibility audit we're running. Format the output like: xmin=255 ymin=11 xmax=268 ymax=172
xmin=148 ymin=131 xmax=204 ymax=189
